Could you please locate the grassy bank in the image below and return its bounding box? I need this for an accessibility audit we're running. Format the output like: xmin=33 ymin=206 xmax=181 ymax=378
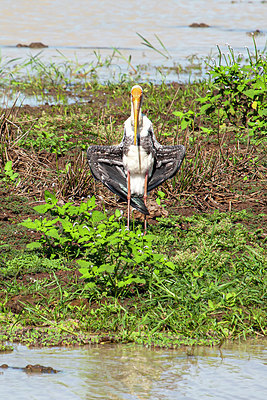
xmin=0 ymin=44 xmax=266 ymax=348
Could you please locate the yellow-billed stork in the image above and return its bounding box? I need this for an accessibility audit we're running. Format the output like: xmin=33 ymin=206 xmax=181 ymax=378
xmin=87 ymin=85 xmax=185 ymax=230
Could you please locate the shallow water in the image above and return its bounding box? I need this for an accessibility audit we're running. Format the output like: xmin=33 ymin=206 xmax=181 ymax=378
xmin=1 ymin=0 xmax=267 ymax=79
xmin=0 ymin=91 xmax=91 ymax=108
xmin=0 ymin=340 xmax=266 ymax=400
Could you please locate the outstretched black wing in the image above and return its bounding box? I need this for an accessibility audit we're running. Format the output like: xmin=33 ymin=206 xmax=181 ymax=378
xmin=87 ymin=145 xmax=149 ymax=215
xmin=87 ymin=144 xmax=124 ymax=197
xmin=148 ymin=144 xmax=185 ymax=192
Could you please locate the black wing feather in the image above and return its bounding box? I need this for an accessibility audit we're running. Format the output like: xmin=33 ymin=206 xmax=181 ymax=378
xmin=148 ymin=144 xmax=185 ymax=192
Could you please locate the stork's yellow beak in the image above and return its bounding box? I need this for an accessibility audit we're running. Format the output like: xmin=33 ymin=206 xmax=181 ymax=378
xmin=131 ymin=86 xmax=142 ymax=145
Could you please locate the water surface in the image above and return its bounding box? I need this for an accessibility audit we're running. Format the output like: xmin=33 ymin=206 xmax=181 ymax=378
xmin=1 ymin=340 xmax=266 ymax=399
xmin=1 ymin=0 xmax=266 ymax=79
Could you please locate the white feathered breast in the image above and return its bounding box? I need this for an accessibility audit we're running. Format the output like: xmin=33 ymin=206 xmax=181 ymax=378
xmin=123 ymin=116 xmax=154 ymax=195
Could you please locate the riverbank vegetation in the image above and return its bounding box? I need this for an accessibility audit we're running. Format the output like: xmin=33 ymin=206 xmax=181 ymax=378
xmin=0 ymin=42 xmax=266 ymax=348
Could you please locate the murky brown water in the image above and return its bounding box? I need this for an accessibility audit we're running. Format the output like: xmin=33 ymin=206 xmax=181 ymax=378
xmin=0 ymin=340 xmax=266 ymax=399
xmin=1 ymin=0 xmax=267 ymax=82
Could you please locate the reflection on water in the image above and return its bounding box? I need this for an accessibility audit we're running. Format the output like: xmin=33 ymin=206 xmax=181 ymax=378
xmin=0 ymin=340 xmax=266 ymax=400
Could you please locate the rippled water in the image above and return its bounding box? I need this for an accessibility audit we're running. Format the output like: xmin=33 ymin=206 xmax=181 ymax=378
xmin=1 ymin=0 xmax=267 ymax=82
xmin=0 ymin=340 xmax=267 ymax=400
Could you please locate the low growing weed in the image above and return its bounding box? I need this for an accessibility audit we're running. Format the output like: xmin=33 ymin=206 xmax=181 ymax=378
xmin=0 ymin=254 xmax=66 ymax=278
xmin=149 ymin=211 xmax=267 ymax=339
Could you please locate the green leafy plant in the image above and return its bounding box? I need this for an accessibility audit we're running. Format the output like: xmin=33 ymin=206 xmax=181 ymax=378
xmin=2 ymin=161 xmax=21 ymax=186
xmin=173 ymin=110 xmax=195 ymax=132
xmin=20 ymin=191 xmax=173 ymax=297
xmin=198 ymin=42 xmax=267 ymax=142
xmin=156 ymin=190 xmax=166 ymax=206
xmin=77 ymin=226 xmax=169 ymax=297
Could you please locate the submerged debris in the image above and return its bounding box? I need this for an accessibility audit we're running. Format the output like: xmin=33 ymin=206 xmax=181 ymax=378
xmin=189 ymin=23 xmax=210 ymax=28
xmin=0 ymin=364 xmax=59 ymax=373
xmin=16 ymin=42 xmax=48 ymax=48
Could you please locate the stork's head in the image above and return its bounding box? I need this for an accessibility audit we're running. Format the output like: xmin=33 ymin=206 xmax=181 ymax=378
xmin=131 ymin=85 xmax=143 ymax=145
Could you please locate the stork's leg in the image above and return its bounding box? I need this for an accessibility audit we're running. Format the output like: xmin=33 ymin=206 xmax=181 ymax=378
xmin=144 ymin=172 xmax=148 ymax=234
xmin=127 ymin=171 xmax=131 ymax=229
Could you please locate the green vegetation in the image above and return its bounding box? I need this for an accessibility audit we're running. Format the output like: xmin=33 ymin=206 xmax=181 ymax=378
xmin=0 ymin=344 xmax=13 ymax=352
xmin=0 ymin=207 xmax=265 ymax=347
xmin=2 ymin=161 xmax=21 ymax=186
xmin=0 ymin=41 xmax=266 ymax=347
xmin=198 ymin=41 xmax=267 ymax=144
xmin=20 ymin=191 xmax=171 ymax=297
